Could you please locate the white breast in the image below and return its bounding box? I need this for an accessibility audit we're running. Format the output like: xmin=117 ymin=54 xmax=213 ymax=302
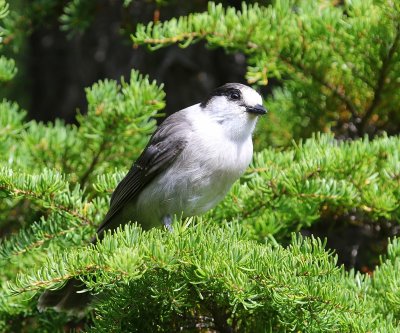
xmin=132 ymin=107 xmax=254 ymax=228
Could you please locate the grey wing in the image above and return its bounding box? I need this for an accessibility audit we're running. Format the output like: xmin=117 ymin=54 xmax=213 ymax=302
xmin=95 ymin=113 xmax=190 ymax=238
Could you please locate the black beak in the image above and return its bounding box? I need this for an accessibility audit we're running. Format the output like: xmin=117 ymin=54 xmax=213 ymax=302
xmin=245 ymin=104 xmax=267 ymax=115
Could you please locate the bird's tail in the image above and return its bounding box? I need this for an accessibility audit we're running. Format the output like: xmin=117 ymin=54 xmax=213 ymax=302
xmin=38 ymin=278 xmax=92 ymax=315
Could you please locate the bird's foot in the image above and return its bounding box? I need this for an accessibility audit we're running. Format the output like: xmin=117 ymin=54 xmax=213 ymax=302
xmin=163 ymin=215 xmax=174 ymax=232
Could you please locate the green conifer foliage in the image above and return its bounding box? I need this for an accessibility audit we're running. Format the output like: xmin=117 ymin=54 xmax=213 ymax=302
xmin=0 ymin=1 xmax=16 ymax=82
xmin=0 ymin=0 xmax=400 ymax=332
xmin=133 ymin=0 xmax=400 ymax=146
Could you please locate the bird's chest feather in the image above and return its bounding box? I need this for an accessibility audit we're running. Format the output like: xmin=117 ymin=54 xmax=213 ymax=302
xmin=188 ymin=134 xmax=251 ymax=187
xmin=167 ymin=122 xmax=253 ymax=213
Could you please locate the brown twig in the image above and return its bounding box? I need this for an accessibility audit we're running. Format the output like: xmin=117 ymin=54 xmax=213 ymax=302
xmin=0 ymin=186 xmax=92 ymax=225
xmin=79 ymin=138 xmax=108 ymax=187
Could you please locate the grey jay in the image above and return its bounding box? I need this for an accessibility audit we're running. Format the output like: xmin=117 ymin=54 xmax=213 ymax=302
xmin=38 ymin=83 xmax=266 ymax=313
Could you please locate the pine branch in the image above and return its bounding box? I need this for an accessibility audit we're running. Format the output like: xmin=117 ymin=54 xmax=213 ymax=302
xmin=0 ymin=213 xmax=94 ymax=260
xmin=133 ymin=1 xmax=400 ymax=144
xmin=73 ymin=70 xmax=165 ymax=187
xmin=0 ymin=70 xmax=165 ymax=189
xmin=0 ymin=1 xmax=8 ymax=20
xmin=0 ymin=56 xmax=16 ymax=82
xmin=0 ymin=1 xmax=17 ymax=83
xmin=0 ymin=167 xmax=106 ymax=227
xmin=79 ymin=137 xmax=108 ymax=187
xmin=3 ymin=222 xmax=398 ymax=332
xmin=360 ymin=23 xmax=400 ymax=134
xmin=278 ymin=54 xmax=361 ymax=119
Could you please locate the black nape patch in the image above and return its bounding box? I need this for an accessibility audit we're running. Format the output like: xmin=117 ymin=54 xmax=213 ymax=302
xmin=200 ymin=83 xmax=246 ymax=108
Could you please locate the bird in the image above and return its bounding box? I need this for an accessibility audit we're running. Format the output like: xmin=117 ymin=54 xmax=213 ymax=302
xmin=38 ymin=82 xmax=267 ymax=314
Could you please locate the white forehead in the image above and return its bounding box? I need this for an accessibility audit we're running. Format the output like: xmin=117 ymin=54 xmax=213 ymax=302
xmin=239 ymin=85 xmax=263 ymax=106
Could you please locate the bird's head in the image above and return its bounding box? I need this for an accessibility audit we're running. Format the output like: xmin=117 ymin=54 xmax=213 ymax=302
xmin=200 ymin=83 xmax=267 ymax=141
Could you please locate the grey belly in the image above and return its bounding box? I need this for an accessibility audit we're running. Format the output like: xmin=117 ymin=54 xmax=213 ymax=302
xmin=130 ymin=165 xmax=239 ymax=229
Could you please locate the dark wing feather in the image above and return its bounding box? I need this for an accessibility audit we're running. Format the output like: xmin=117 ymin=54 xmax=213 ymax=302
xmin=95 ymin=113 xmax=190 ymax=237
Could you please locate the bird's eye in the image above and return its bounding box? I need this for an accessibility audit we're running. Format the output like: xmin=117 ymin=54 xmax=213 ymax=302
xmin=229 ymin=91 xmax=241 ymax=100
